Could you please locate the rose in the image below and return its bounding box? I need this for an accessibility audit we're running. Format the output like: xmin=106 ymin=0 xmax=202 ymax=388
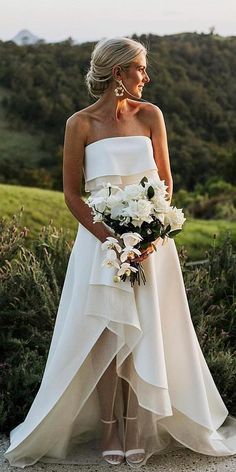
xmin=122 ymin=183 xmax=146 ymax=201
xmin=123 ymin=200 xmax=153 ymax=227
xmin=144 ymin=178 xmax=168 ymax=198
xmin=89 ymin=196 xmax=107 ymax=213
xmin=164 ymin=207 xmax=186 ymax=231
xmin=106 ymin=195 xmax=122 ymax=209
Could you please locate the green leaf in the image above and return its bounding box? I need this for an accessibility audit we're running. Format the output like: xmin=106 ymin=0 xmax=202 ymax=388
xmin=147 ymin=186 xmax=155 ymax=199
xmin=168 ymin=229 xmax=182 ymax=238
xmin=140 ymin=176 xmax=148 ymax=187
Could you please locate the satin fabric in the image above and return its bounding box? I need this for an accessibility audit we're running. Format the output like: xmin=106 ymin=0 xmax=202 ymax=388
xmin=4 ymin=136 xmax=236 ymax=468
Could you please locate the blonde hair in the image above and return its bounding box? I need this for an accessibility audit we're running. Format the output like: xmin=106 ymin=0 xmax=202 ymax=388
xmin=85 ymin=37 xmax=147 ymax=99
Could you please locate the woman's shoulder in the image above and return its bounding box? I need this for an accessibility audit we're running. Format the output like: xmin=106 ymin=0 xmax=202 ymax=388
xmin=66 ymin=108 xmax=91 ymax=127
xmin=65 ymin=109 xmax=92 ymax=145
xmin=129 ymin=99 xmax=163 ymax=120
xmin=132 ymin=100 xmax=164 ymax=131
xmin=138 ymin=101 xmax=163 ymax=117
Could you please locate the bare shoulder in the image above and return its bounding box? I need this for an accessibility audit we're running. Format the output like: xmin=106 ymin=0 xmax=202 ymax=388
xmin=66 ymin=110 xmax=90 ymax=138
xmin=140 ymin=103 xmax=167 ymax=139
xmin=139 ymin=102 xmax=164 ymax=120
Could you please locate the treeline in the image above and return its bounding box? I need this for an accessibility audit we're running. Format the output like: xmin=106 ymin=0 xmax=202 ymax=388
xmin=0 ymin=32 xmax=236 ymax=191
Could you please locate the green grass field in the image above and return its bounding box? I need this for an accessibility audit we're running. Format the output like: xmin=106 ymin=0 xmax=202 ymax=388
xmin=1 ymin=183 xmax=235 ymax=261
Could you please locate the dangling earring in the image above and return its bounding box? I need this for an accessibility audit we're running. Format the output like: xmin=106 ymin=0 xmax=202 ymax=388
xmin=114 ymin=80 xmax=125 ymax=97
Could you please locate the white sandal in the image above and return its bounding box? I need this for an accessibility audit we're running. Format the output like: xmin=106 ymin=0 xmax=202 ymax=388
xmin=124 ymin=416 xmax=145 ymax=467
xmin=101 ymin=418 xmax=125 ymax=465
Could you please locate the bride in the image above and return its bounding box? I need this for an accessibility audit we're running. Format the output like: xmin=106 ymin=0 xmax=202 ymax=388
xmin=5 ymin=36 xmax=236 ymax=469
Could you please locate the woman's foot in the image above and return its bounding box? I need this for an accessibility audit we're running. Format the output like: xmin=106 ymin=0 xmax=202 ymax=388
xmin=124 ymin=417 xmax=145 ymax=466
xmin=101 ymin=418 xmax=124 ymax=465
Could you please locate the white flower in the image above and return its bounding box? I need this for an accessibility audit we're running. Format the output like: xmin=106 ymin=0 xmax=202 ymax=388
xmin=164 ymin=207 xmax=186 ymax=231
xmin=124 ymin=200 xmax=153 ymax=224
xmin=106 ymin=195 xmax=122 ymax=209
xmin=120 ymin=232 xmax=143 ymax=247
xmin=94 ymin=187 xmax=110 ymax=198
xmin=101 ymin=237 xmax=122 ymax=253
xmin=102 ymin=249 xmax=120 ymax=269
xmin=110 ymin=203 xmax=125 ymax=219
xmin=102 ymin=182 xmax=123 ymax=195
xmin=120 ymin=246 xmax=141 ymax=262
xmin=144 ymin=178 xmax=169 ymax=198
xmin=117 ymin=262 xmax=139 ymax=277
xmin=123 ymin=183 xmax=146 ymax=201
xmin=89 ymin=196 xmax=107 ymax=213
xmin=152 ymin=196 xmax=170 ymax=214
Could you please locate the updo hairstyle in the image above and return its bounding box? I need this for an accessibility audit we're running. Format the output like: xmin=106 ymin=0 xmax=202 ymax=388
xmin=85 ymin=37 xmax=147 ymax=99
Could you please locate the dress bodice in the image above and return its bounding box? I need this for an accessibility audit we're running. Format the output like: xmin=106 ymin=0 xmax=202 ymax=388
xmin=83 ymin=135 xmax=159 ymax=193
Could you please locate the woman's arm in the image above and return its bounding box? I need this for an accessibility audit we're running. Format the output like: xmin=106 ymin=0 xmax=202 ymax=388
xmin=132 ymin=104 xmax=173 ymax=263
xmin=147 ymin=104 xmax=173 ymax=203
xmin=63 ymin=113 xmax=113 ymax=244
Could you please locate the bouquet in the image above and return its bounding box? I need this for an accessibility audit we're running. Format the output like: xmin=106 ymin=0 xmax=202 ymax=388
xmin=87 ymin=176 xmax=186 ymax=286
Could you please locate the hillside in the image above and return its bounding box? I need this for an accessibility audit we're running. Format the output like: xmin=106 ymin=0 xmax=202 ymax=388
xmin=0 ymin=87 xmax=54 ymax=188
xmin=0 ymin=33 xmax=235 ymax=191
xmin=0 ymin=184 xmax=235 ymax=261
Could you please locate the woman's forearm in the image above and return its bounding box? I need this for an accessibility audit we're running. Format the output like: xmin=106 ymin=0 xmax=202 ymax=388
xmin=165 ymin=177 xmax=173 ymax=203
xmin=64 ymin=193 xmax=112 ymax=243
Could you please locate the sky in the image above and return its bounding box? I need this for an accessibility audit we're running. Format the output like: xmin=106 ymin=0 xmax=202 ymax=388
xmin=0 ymin=0 xmax=235 ymax=43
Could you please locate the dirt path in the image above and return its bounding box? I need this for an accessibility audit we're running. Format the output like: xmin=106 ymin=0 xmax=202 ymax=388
xmin=1 ymin=435 xmax=236 ymax=471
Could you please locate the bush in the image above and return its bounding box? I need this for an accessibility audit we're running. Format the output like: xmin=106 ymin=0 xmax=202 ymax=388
xmin=173 ymin=179 xmax=236 ymax=220
xmin=0 ymin=213 xmax=73 ymax=432
xmin=182 ymin=232 xmax=236 ymax=413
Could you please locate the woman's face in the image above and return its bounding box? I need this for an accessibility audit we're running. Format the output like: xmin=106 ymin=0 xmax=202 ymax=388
xmin=121 ymin=52 xmax=150 ymax=98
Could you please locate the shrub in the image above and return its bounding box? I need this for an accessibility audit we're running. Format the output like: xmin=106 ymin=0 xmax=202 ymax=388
xmin=0 ymin=213 xmax=72 ymax=432
xmin=182 ymin=232 xmax=236 ymax=414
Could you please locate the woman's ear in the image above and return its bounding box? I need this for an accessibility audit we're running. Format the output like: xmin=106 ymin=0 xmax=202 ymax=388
xmin=112 ymin=65 xmax=122 ymax=81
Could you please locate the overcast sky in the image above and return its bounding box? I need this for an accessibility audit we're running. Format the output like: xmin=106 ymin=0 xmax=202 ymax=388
xmin=0 ymin=0 xmax=235 ymax=43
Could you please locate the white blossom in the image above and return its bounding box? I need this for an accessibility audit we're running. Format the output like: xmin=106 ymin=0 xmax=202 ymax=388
xmin=102 ymin=249 xmax=120 ymax=269
xmin=120 ymin=246 xmax=141 ymax=262
xmin=164 ymin=207 xmax=186 ymax=231
xmin=117 ymin=262 xmax=139 ymax=276
xmin=144 ymin=178 xmax=169 ymax=198
xmin=123 ymin=183 xmax=146 ymax=201
xmin=120 ymin=232 xmax=143 ymax=247
xmin=101 ymin=237 xmax=122 ymax=253
xmin=123 ymin=200 xmax=153 ymax=225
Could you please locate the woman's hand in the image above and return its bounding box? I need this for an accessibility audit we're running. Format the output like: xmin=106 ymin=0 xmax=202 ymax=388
xmin=131 ymin=238 xmax=161 ymax=263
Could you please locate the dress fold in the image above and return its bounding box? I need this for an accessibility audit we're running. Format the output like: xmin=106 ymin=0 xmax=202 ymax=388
xmin=5 ymin=136 xmax=236 ymax=467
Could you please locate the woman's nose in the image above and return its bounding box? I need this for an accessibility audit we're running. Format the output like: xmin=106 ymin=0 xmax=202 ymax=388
xmin=144 ymin=72 xmax=150 ymax=83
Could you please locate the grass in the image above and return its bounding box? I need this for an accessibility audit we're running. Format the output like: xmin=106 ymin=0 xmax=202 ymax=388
xmin=176 ymin=218 xmax=236 ymax=260
xmin=1 ymin=183 xmax=236 ymax=261
xmin=0 ymin=183 xmax=78 ymax=238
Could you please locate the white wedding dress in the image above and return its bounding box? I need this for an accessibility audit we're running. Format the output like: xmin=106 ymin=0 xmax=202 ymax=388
xmin=5 ymin=136 xmax=236 ymax=468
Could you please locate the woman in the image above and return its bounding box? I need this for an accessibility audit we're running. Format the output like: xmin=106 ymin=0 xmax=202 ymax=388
xmin=5 ymin=36 xmax=236 ymax=469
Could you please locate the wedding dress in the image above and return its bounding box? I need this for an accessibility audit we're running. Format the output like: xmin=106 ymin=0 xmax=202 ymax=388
xmin=5 ymin=136 xmax=236 ymax=468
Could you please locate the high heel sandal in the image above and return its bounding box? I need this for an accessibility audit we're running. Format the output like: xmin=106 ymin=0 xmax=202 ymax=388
xmin=100 ymin=418 xmax=125 ymax=465
xmin=124 ymin=416 xmax=145 ymax=468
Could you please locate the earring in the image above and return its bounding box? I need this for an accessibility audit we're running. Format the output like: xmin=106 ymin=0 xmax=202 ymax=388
xmin=114 ymin=80 xmax=125 ymax=97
